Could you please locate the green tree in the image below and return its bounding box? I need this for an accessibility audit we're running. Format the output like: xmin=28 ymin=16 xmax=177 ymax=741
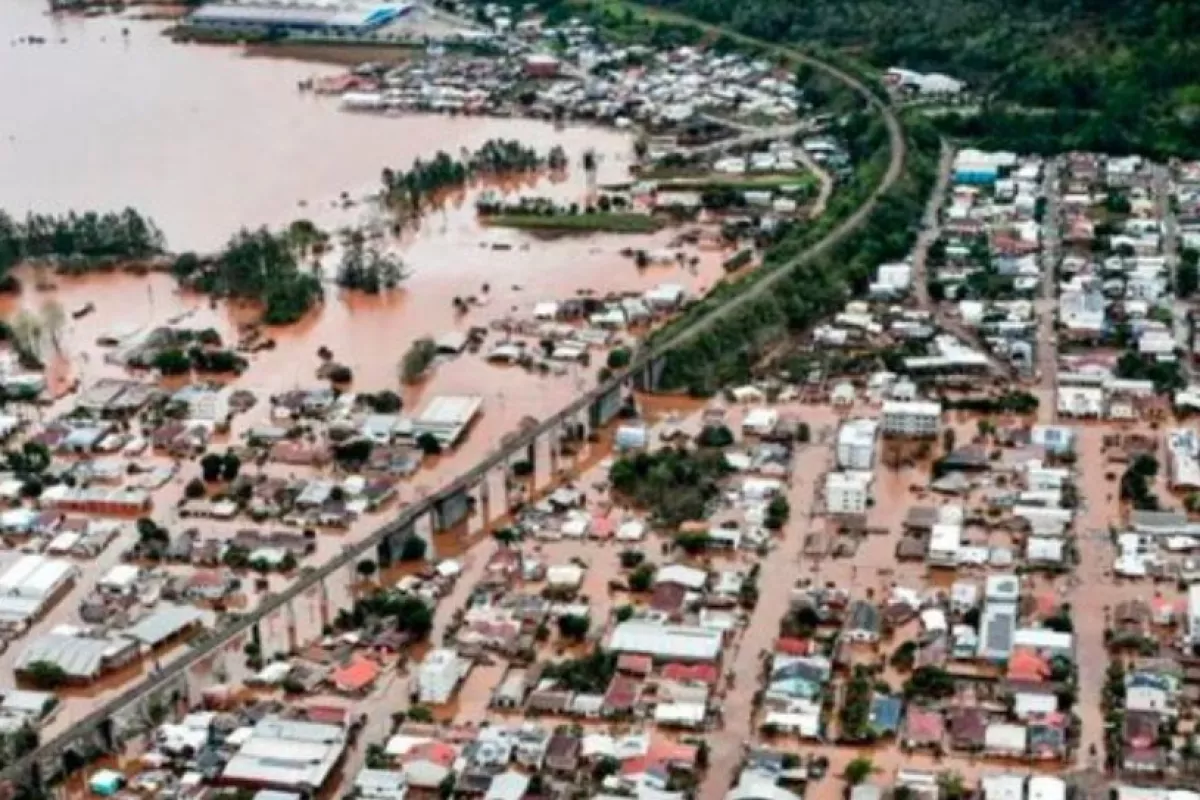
xmin=557 ymin=614 xmax=591 ymax=641
xmin=607 ymin=347 xmax=633 ymax=370
xmin=22 ymin=661 xmax=67 ymax=689
xmin=153 ymin=349 xmax=191 ymax=376
xmin=200 ymin=453 xmax=224 ymax=482
xmin=628 ymin=563 xmax=656 ymax=592
xmin=843 ymin=757 xmax=874 ymax=786
xmin=401 ymin=338 xmax=438 ymax=385
xmin=221 ymin=452 xmax=241 ymax=482
xmin=400 ymin=536 xmax=427 ymax=562
xmin=416 ymin=433 xmax=443 ymax=456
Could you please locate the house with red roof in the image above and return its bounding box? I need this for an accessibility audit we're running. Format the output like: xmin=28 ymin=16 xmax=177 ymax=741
xmin=332 ymin=655 xmax=381 ymax=694
xmin=660 ymin=662 xmax=719 ymax=686
xmin=1007 ymin=648 xmax=1051 ymax=683
xmin=901 ymin=707 xmax=946 ymax=750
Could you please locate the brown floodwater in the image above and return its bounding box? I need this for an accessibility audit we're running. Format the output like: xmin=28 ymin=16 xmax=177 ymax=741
xmin=0 ymin=0 xmax=739 ymax=743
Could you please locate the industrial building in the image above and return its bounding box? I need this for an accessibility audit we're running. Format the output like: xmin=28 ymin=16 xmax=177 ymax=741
xmin=0 ymin=555 xmax=79 ymax=630
xmin=605 ymin=621 xmax=723 ymax=663
xmin=188 ymin=1 xmax=412 ymax=36
xmin=15 ymin=633 xmax=139 ymax=683
xmin=412 ymin=395 xmax=483 ymax=446
xmin=220 ymin=715 xmax=348 ymax=792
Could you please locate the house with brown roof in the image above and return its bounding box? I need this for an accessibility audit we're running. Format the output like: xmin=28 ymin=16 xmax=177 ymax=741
xmin=544 ymin=731 xmax=581 ymax=774
xmin=603 ymin=675 xmax=641 ymax=717
xmin=650 ymin=582 xmax=689 ymax=615
xmin=948 ymin=706 xmax=988 ymax=751
xmin=901 ymin=706 xmax=945 ymax=750
xmin=525 ymin=687 xmax=572 ymax=715
xmin=617 ymin=654 xmax=653 ymax=677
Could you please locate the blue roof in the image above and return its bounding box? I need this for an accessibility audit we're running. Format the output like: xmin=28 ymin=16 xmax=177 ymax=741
xmin=869 ymin=694 xmax=904 ymax=733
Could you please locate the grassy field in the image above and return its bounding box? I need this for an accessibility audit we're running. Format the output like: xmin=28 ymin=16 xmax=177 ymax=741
xmin=483 ymin=213 xmax=664 ymax=234
xmin=648 ymin=173 xmax=818 ymax=193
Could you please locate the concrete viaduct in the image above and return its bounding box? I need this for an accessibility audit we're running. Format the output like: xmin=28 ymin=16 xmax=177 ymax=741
xmin=0 ymin=29 xmax=907 ymax=796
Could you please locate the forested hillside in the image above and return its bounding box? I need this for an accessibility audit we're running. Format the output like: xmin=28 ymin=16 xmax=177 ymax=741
xmin=621 ymin=0 xmax=1200 ymax=156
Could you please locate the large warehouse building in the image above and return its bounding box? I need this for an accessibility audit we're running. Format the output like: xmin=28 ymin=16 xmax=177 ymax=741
xmin=188 ymin=1 xmax=413 ymax=36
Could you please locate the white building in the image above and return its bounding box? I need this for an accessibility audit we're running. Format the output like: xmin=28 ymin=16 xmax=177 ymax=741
xmin=606 ymin=621 xmax=723 ymax=663
xmin=825 ymin=471 xmax=872 ymax=515
xmin=0 ymin=555 xmax=79 ymax=629
xmin=928 ymin=521 xmax=962 ymax=567
xmin=836 ymin=419 xmax=879 ymax=470
xmin=869 ymin=262 xmax=913 ymax=298
xmin=1188 ymin=585 xmax=1200 ymax=649
xmin=221 ymin=716 xmax=348 ymax=792
xmin=1168 ymin=428 xmax=1200 ymax=490
xmin=880 ymin=400 xmax=941 ymax=438
xmin=416 ymin=648 xmax=469 ymax=704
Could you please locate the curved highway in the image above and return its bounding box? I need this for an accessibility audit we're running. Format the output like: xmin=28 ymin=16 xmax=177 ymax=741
xmin=0 ymin=10 xmax=907 ymax=791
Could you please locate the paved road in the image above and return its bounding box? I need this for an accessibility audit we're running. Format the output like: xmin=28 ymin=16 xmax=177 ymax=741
xmin=1035 ymin=157 xmax=1062 ymax=421
xmin=698 ymin=443 xmax=830 ymax=800
xmin=682 ymin=114 xmax=833 ymax=218
xmin=909 ymin=141 xmax=1016 ymax=379
xmin=674 ymin=120 xmax=822 ymax=159
xmin=910 ymin=140 xmax=955 ymax=310
xmin=1154 ymin=163 xmax=1192 ymax=383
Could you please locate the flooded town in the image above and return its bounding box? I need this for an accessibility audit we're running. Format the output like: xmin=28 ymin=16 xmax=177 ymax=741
xmin=0 ymin=3 xmax=1199 ymax=800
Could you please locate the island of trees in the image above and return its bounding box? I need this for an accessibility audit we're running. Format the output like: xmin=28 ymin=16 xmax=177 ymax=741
xmin=380 ymin=139 xmax=564 ymax=217
xmin=172 ymin=227 xmax=324 ymax=326
xmin=0 ymin=208 xmax=165 ymax=287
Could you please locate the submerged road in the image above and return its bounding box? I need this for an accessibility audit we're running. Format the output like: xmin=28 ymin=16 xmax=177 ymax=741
xmin=0 ymin=9 xmax=906 ymax=792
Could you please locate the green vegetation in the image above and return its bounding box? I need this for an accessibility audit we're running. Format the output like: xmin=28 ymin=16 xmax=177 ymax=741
xmin=941 ymin=391 xmax=1039 ymax=415
xmin=0 ymin=724 xmax=39 ymax=771
xmin=401 ymin=338 xmax=438 ymax=385
xmin=153 ymin=347 xmax=247 ymax=376
xmin=764 ymin=495 xmax=790 ymax=530
xmin=541 ymin=649 xmax=617 ymax=693
xmin=903 ymin=665 xmax=956 ymax=701
xmin=334 ymin=589 xmax=434 ymax=638
xmin=839 ymin=666 xmax=874 ymax=741
xmin=381 ymin=139 xmax=545 ymax=213
xmin=1180 ymin=249 xmax=1199 ymax=298
xmin=843 ymin=757 xmax=875 ymax=786
xmin=483 ymin=212 xmax=663 ymax=234
xmin=0 ymin=208 xmax=165 ymax=280
xmin=200 ymin=452 xmax=241 ymax=482
xmin=589 ymin=0 xmax=1200 ymax=158
xmin=175 ymin=227 xmax=323 ymax=325
xmin=362 ymin=390 xmax=403 ymax=413
xmin=399 ymin=536 xmax=428 ymax=562
xmin=652 ymin=113 xmax=938 ymax=394
xmin=696 ymin=423 xmax=734 ymax=448
xmin=1120 ymin=454 xmax=1161 ymax=512
xmin=628 ymin=563 xmax=656 ymax=592
xmin=337 ymin=233 xmax=409 ymax=294
xmin=21 ymin=661 xmax=68 ymax=690
xmin=1115 ymin=351 xmax=1185 ymax=393
xmin=557 ymin=613 xmax=591 ymax=640
xmin=648 ymin=173 xmax=817 ymax=194
xmin=607 ymin=347 xmax=633 ymax=369
xmin=609 ymin=447 xmax=732 ymax=526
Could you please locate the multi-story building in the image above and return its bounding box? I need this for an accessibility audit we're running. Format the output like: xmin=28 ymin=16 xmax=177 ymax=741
xmin=881 ymin=400 xmax=942 ymax=438
xmin=836 ymin=419 xmax=879 ymax=471
xmin=825 ymin=471 xmax=872 ymax=515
